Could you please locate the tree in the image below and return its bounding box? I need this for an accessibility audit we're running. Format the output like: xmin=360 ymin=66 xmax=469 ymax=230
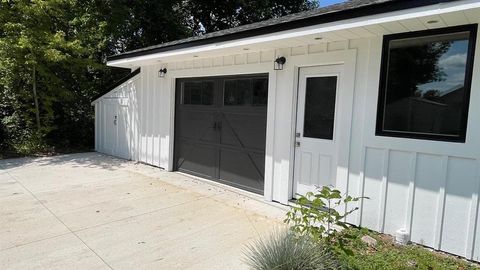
xmin=0 ymin=0 xmax=318 ymax=156
xmin=0 ymin=0 xmax=113 ymax=153
xmin=386 ymin=42 xmax=451 ymax=104
xmin=103 ymin=0 xmax=190 ymax=52
xmin=178 ymin=0 xmax=318 ymax=35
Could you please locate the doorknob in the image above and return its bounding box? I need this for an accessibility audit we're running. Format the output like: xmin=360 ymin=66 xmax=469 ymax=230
xmin=295 ymin=141 xmax=301 ymax=147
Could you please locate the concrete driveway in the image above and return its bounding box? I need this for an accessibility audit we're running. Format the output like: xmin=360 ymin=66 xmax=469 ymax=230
xmin=0 ymin=153 xmax=285 ymax=269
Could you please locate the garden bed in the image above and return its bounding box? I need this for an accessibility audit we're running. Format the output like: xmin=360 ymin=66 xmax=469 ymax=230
xmin=332 ymin=227 xmax=479 ymax=270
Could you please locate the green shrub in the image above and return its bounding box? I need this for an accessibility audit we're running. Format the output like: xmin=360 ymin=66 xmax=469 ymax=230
xmin=243 ymin=230 xmax=342 ymax=270
xmin=285 ymin=186 xmax=365 ymax=242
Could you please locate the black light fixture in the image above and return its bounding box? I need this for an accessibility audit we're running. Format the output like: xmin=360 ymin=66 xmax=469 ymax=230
xmin=158 ymin=68 xmax=167 ymax=78
xmin=274 ymin=56 xmax=286 ymax=70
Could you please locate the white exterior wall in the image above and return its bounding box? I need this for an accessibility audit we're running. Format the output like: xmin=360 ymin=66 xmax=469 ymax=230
xmin=95 ymin=31 xmax=480 ymax=260
xmin=94 ymin=74 xmax=140 ymax=162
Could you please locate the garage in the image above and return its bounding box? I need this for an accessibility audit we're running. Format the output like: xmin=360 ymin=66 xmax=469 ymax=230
xmin=174 ymin=74 xmax=268 ymax=194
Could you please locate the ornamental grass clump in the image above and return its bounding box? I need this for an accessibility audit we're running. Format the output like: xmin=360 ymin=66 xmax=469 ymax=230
xmin=243 ymin=230 xmax=341 ymax=270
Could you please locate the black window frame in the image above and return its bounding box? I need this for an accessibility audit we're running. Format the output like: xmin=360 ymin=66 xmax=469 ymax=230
xmin=376 ymin=24 xmax=478 ymax=143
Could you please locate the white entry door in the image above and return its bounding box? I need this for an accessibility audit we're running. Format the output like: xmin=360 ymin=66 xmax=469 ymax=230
xmin=103 ymin=100 xmax=130 ymax=159
xmin=293 ymin=64 xmax=349 ymax=196
xmin=104 ymin=102 xmax=117 ymax=156
xmin=116 ymin=104 xmax=130 ymax=160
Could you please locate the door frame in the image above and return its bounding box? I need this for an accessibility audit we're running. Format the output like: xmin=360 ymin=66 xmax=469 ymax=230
xmin=101 ymin=97 xmax=130 ymax=159
xmin=173 ymin=72 xmax=270 ymax=195
xmin=166 ymin=63 xmax=276 ymax=200
xmin=293 ymin=65 xmax=343 ymax=196
xmin=288 ymin=49 xmax=358 ymax=201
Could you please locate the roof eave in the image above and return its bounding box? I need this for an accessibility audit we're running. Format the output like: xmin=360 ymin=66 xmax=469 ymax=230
xmin=106 ymin=0 xmax=460 ymax=64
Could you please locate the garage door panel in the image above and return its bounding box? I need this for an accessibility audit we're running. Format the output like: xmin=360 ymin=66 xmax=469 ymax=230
xmin=220 ymin=112 xmax=267 ymax=151
xmin=176 ymin=141 xmax=217 ymax=179
xmin=175 ymin=74 xmax=268 ymax=194
xmin=176 ymin=109 xmax=217 ymax=143
xmin=219 ymin=149 xmax=265 ymax=193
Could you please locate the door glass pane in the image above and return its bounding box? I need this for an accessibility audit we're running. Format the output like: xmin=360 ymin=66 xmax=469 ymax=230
xmin=201 ymin=81 xmax=214 ymax=105
xmin=224 ymin=79 xmax=252 ymax=106
xmin=252 ymin=78 xmax=268 ymax=106
xmin=182 ymin=81 xmax=214 ymax=105
xmin=224 ymin=77 xmax=268 ymax=106
xmin=303 ymin=76 xmax=337 ymax=139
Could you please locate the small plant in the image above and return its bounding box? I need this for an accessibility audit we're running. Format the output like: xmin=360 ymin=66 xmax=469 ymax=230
xmin=243 ymin=230 xmax=341 ymax=270
xmin=285 ymin=186 xmax=365 ymax=241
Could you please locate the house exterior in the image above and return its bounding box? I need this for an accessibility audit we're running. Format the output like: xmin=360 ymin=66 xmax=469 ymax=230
xmin=92 ymin=0 xmax=480 ymax=261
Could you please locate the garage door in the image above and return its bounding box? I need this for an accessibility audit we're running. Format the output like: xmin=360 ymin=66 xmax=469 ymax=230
xmin=174 ymin=74 xmax=268 ymax=194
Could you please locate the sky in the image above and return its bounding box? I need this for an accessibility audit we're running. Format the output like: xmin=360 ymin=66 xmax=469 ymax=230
xmin=319 ymin=0 xmax=346 ymax=7
xmin=417 ymin=40 xmax=468 ymax=94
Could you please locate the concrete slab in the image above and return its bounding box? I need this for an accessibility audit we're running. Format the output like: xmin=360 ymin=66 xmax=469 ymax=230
xmin=0 ymin=192 xmax=70 ymax=250
xmin=0 ymin=153 xmax=285 ymax=269
xmin=0 ymin=234 xmax=110 ymax=270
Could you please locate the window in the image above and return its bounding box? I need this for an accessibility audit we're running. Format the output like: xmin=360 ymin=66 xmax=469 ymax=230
xmin=303 ymin=76 xmax=337 ymax=140
xmin=376 ymin=25 xmax=477 ymax=142
xmin=182 ymin=81 xmax=214 ymax=105
xmin=224 ymin=78 xmax=268 ymax=106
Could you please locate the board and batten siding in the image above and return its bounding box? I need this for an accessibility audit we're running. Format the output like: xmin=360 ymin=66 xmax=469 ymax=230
xmin=351 ymin=34 xmax=480 ymax=260
xmin=95 ymin=74 xmax=139 ymax=160
xmin=95 ymin=34 xmax=480 ymax=260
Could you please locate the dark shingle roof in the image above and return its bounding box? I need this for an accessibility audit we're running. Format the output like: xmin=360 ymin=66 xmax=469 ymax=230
xmin=107 ymin=0 xmax=456 ymax=61
xmin=91 ymin=68 xmax=140 ymax=102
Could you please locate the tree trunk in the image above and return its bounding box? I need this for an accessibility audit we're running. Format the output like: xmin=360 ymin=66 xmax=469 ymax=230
xmin=32 ymin=65 xmax=40 ymax=131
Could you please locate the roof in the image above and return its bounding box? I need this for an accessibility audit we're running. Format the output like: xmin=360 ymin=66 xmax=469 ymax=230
xmin=91 ymin=68 xmax=141 ymax=102
xmin=107 ymin=0 xmax=459 ymax=62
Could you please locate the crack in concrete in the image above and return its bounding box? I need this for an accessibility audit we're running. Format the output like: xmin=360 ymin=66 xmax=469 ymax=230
xmin=5 ymin=171 xmax=115 ymax=270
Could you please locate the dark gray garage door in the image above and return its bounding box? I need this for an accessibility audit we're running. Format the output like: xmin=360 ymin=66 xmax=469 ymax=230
xmin=174 ymin=74 xmax=268 ymax=194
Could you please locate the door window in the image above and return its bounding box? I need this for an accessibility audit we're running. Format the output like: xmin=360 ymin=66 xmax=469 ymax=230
xmin=223 ymin=78 xmax=268 ymax=106
xmin=303 ymin=76 xmax=337 ymax=140
xmin=182 ymin=81 xmax=214 ymax=105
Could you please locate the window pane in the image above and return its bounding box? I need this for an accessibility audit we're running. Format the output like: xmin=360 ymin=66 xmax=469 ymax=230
xmin=202 ymin=81 xmax=214 ymax=105
xmin=183 ymin=81 xmax=214 ymax=105
xmin=224 ymin=79 xmax=252 ymax=106
xmin=303 ymin=76 xmax=337 ymax=139
xmin=224 ymin=78 xmax=268 ymax=106
xmin=381 ymin=31 xmax=472 ymax=138
xmin=253 ymin=78 xmax=268 ymax=106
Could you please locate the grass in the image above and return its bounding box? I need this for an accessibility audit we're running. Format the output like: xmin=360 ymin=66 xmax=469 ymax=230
xmin=330 ymin=227 xmax=480 ymax=270
xmin=243 ymin=230 xmax=341 ymax=270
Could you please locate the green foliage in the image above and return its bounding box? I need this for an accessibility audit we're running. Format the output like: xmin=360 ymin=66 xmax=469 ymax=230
xmin=331 ymin=227 xmax=480 ymax=270
xmin=1 ymin=113 xmax=49 ymax=155
xmin=0 ymin=0 xmax=121 ymax=156
xmin=0 ymin=0 xmax=317 ymax=158
xmin=285 ymin=186 xmax=364 ymax=241
xmin=283 ymin=188 xmax=479 ymax=269
xmin=179 ymin=0 xmax=318 ymax=34
xmin=105 ymin=0 xmax=190 ymax=52
xmin=243 ymin=230 xmax=342 ymax=270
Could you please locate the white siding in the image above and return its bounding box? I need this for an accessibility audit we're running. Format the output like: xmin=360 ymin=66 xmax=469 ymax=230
xmin=96 ymin=23 xmax=480 ymax=260
xmin=351 ymin=28 xmax=480 ymax=260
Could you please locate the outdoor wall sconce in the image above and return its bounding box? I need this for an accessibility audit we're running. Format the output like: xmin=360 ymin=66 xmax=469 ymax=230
xmin=158 ymin=68 xmax=167 ymax=78
xmin=274 ymin=56 xmax=286 ymax=70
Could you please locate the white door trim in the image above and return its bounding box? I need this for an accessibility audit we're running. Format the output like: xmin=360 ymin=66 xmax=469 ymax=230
xmin=293 ymin=65 xmax=344 ymax=195
xmin=165 ymin=62 xmax=276 ymax=200
xmin=286 ymin=49 xmax=358 ymax=201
